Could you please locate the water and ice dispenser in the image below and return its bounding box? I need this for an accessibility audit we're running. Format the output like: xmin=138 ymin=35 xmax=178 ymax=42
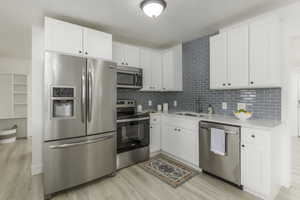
xmin=50 ymin=87 xmax=75 ymax=118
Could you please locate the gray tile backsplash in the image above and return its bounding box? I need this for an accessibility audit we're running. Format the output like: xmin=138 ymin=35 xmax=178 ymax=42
xmin=117 ymin=36 xmax=281 ymax=120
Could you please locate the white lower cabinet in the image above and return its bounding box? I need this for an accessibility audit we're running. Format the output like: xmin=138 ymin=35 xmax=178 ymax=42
xmin=161 ymin=115 xmax=199 ymax=166
xmin=161 ymin=124 xmax=179 ymax=156
xmin=241 ymin=127 xmax=277 ymax=199
xmin=177 ymin=128 xmax=199 ymax=165
xmin=150 ymin=114 xmax=161 ymax=153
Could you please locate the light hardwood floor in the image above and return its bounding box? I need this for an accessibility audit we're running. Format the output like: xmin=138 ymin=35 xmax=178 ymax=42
xmin=2 ymin=138 xmax=300 ymax=200
xmin=275 ymin=137 xmax=300 ymax=200
xmin=0 ymin=139 xmax=32 ymax=200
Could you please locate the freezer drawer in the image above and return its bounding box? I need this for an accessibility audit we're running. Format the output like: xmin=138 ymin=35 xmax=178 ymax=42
xmin=43 ymin=132 xmax=116 ymax=196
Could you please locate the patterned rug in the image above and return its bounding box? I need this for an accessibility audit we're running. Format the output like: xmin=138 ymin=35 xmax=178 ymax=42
xmin=139 ymin=154 xmax=198 ymax=188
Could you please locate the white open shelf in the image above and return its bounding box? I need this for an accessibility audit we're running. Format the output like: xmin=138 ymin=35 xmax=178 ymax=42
xmin=0 ymin=73 xmax=28 ymax=119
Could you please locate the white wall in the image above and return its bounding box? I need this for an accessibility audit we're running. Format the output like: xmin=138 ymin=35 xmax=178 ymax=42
xmin=0 ymin=57 xmax=31 ymax=74
xmin=31 ymin=22 xmax=44 ymax=175
xmin=0 ymin=57 xmax=32 ymax=137
xmin=275 ymin=1 xmax=300 ymax=187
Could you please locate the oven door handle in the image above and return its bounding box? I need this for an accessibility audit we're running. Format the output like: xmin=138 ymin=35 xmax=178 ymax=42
xmin=117 ymin=117 xmax=150 ymax=123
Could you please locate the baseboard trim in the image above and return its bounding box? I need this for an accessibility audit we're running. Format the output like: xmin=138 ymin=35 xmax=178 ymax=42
xmin=32 ymin=164 xmax=43 ymax=175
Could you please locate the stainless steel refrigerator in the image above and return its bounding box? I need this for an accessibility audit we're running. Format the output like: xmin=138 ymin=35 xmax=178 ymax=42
xmin=43 ymin=52 xmax=117 ymax=198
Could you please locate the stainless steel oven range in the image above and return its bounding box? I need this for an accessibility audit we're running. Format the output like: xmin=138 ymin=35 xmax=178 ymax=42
xmin=116 ymin=100 xmax=150 ymax=169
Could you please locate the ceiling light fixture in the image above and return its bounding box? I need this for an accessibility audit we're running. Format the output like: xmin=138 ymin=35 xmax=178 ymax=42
xmin=140 ymin=0 xmax=167 ymax=18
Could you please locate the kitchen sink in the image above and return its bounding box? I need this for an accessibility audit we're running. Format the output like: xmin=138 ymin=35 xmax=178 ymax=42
xmin=175 ymin=112 xmax=207 ymax=118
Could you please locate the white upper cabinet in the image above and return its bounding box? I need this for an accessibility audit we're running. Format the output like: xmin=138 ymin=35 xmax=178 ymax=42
xmin=151 ymin=51 xmax=163 ymax=90
xmin=112 ymin=42 xmax=140 ymax=67
xmin=113 ymin=42 xmax=182 ymax=92
xmin=140 ymin=48 xmax=152 ymax=90
xmin=112 ymin=42 xmax=124 ymax=65
xmin=210 ymin=32 xmax=228 ymax=89
xmin=83 ymin=28 xmax=112 ymax=60
xmin=162 ymin=44 xmax=183 ymax=91
xmin=249 ymin=16 xmax=281 ymax=88
xmin=45 ymin=17 xmax=83 ymax=56
xmin=125 ymin=44 xmax=140 ymax=67
xmin=210 ymin=15 xmax=281 ymax=90
xmin=45 ymin=17 xmax=112 ymax=60
xmin=227 ymin=24 xmax=249 ymax=88
xmin=140 ymin=48 xmax=162 ymax=91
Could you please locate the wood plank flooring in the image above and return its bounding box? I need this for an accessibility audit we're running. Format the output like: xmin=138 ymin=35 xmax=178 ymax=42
xmin=0 ymin=139 xmax=32 ymax=200
xmin=275 ymin=137 xmax=300 ymax=200
xmin=2 ymin=137 xmax=300 ymax=200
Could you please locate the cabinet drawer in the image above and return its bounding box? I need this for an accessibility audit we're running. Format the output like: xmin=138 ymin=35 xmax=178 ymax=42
xmin=242 ymin=128 xmax=269 ymax=145
xmin=162 ymin=116 xmax=198 ymax=131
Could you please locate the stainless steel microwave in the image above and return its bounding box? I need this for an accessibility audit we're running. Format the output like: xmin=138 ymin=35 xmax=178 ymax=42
xmin=117 ymin=66 xmax=143 ymax=89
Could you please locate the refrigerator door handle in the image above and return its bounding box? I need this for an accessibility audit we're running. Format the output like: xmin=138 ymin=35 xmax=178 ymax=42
xmin=81 ymin=67 xmax=86 ymax=123
xmin=49 ymin=135 xmax=114 ymax=149
xmin=88 ymin=69 xmax=93 ymax=122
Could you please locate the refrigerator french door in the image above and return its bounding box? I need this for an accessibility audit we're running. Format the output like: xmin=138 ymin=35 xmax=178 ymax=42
xmin=43 ymin=52 xmax=117 ymax=197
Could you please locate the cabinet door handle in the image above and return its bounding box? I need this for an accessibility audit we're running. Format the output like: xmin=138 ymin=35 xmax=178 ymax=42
xmin=250 ymin=81 xmax=254 ymax=85
xmin=228 ymin=83 xmax=231 ymax=86
xmin=222 ymin=83 xmax=226 ymax=86
xmin=121 ymin=62 xmax=124 ymax=65
xmin=251 ymin=134 xmax=255 ymax=138
xmin=85 ymin=51 xmax=88 ymax=55
xmin=78 ymin=50 xmax=82 ymax=54
xmin=242 ymin=144 xmax=245 ymax=147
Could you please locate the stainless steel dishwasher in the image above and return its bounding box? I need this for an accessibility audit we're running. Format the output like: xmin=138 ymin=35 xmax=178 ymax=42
xmin=199 ymin=121 xmax=241 ymax=187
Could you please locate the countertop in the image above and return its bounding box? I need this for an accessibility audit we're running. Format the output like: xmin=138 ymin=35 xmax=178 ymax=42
xmin=151 ymin=111 xmax=282 ymax=130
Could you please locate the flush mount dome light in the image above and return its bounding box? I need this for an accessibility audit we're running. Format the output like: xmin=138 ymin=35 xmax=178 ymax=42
xmin=140 ymin=0 xmax=167 ymax=18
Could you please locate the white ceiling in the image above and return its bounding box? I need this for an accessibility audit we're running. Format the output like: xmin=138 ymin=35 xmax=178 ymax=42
xmin=1 ymin=0 xmax=299 ymax=59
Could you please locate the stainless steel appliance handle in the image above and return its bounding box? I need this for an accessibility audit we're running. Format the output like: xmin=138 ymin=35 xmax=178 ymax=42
xmin=49 ymin=135 xmax=114 ymax=149
xmin=117 ymin=117 xmax=150 ymax=123
xmin=117 ymin=70 xmax=139 ymax=75
xmin=117 ymin=85 xmax=142 ymax=89
xmin=88 ymin=69 xmax=93 ymax=122
xmin=134 ymin=74 xmax=137 ymax=86
xmin=200 ymin=127 xmax=238 ymax=135
xmin=81 ymin=68 xmax=86 ymax=123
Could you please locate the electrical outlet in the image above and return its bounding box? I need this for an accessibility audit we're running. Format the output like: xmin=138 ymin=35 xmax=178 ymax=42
xmin=222 ymin=102 xmax=227 ymax=110
xmin=173 ymin=100 xmax=178 ymax=107
xmin=237 ymin=103 xmax=246 ymax=110
xmin=148 ymin=100 xmax=152 ymax=107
